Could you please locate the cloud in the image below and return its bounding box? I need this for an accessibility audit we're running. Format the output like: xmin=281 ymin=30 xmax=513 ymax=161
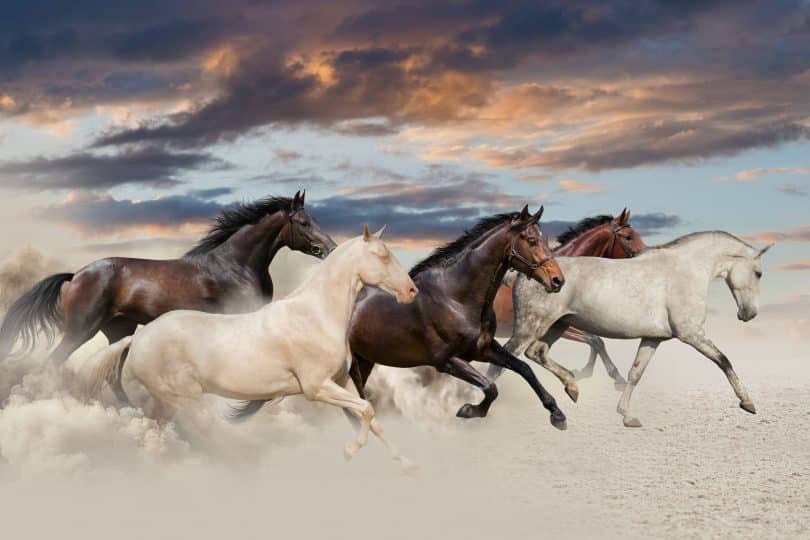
xmin=742 ymin=225 xmax=810 ymax=244
xmin=715 ymin=166 xmax=810 ymax=182
xmin=775 ymin=259 xmax=810 ymax=272
xmin=186 ymin=187 xmax=235 ymax=200
xmin=33 ymin=192 xmax=226 ymax=235
xmin=0 ymin=146 xmax=227 ymax=191
xmin=777 ymin=183 xmax=807 ymax=196
xmin=274 ymin=149 xmax=303 ymax=163
xmin=558 ymin=179 xmax=605 ymax=193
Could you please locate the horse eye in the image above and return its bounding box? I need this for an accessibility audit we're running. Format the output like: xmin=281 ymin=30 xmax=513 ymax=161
xmin=528 ymin=237 xmax=538 ymax=245
xmin=625 ymin=234 xmax=633 ymax=241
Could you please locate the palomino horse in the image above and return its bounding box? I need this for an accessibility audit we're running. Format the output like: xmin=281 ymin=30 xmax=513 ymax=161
xmin=0 ymin=191 xmax=336 ymax=364
xmin=493 ymin=209 xmax=646 ymax=389
xmin=501 ymin=231 xmax=772 ymax=427
xmin=344 ymin=206 xmax=568 ymax=428
xmin=79 ymin=226 xmax=418 ymax=466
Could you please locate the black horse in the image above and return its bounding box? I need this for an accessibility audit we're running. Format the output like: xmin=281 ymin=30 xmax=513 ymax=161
xmin=234 ymin=206 xmax=569 ymax=429
xmin=0 ymin=191 xmax=336 ymax=364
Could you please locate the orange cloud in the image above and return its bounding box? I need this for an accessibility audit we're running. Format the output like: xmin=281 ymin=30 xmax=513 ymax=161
xmin=558 ymin=179 xmax=605 ymax=193
xmin=742 ymin=225 xmax=810 ymax=244
xmin=775 ymin=259 xmax=810 ymax=272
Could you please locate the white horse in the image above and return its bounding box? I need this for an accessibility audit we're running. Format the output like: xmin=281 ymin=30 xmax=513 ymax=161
xmin=80 ymin=226 xmax=418 ymax=464
xmin=487 ymin=231 xmax=772 ymax=427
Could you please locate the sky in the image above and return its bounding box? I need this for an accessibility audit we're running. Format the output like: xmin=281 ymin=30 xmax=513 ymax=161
xmin=0 ymin=0 xmax=808 ymax=317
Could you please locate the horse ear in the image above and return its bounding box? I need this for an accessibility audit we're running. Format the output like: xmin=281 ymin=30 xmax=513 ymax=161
xmin=363 ymin=224 xmax=371 ymax=242
xmin=756 ymin=243 xmax=774 ymax=258
xmin=299 ymin=189 xmax=306 ymax=208
xmin=511 ymin=205 xmax=530 ymax=228
xmin=531 ymin=205 xmax=544 ymax=223
xmin=291 ymin=190 xmax=301 ymax=212
xmin=617 ymin=208 xmax=629 ymax=225
xmin=374 ymin=225 xmax=387 ymax=239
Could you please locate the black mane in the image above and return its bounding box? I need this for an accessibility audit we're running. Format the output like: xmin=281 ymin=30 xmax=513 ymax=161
xmin=556 ymin=215 xmax=613 ymax=246
xmin=409 ymin=213 xmax=517 ymax=277
xmin=185 ymin=196 xmax=292 ymax=256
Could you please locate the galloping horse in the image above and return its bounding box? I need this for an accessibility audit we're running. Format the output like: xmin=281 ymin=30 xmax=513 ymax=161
xmin=337 ymin=206 xmax=568 ymax=429
xmin=492 ymin=209 xmax=646 ymax=390
xmin=501 ymin=231 xmax=772 ymax=427
xmin=79 ymin=226 xmax=418 ymax=467
xmin=0 ymin=191 xmax=336 ymax=364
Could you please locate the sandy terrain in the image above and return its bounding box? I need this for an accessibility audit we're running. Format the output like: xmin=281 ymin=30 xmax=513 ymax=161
xmin=0 ymin=322 xmax=807 ymax=540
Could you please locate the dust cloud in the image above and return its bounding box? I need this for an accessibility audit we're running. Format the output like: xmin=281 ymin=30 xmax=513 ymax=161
xmin=0 ymin=248 xmax=808 ymax=539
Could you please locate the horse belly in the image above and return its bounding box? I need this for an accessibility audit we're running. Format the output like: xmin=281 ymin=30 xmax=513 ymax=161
xmin=563 ymin=303 xmax=672 ymax=340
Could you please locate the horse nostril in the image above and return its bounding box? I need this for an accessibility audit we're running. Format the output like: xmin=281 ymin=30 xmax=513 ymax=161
xmin=409 ymin=286 xmax=418 ymax=297
xmin=312 ymin=245 xmax=322 ymax=255
xmin=551 ymin=276 xmax=564 ymax=288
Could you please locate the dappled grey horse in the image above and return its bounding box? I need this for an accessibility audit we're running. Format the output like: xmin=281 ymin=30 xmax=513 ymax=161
xmin=488 ymin=231 xmax=772 ymax=427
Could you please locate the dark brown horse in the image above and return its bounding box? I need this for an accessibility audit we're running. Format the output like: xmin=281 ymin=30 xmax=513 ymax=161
xmin=491 ymin=209 xmax=646 ymax=389
xmin=0 ymin=191 xmax=337 ymax=365
xmin=348 ymin=206 xmax=569 ymax=428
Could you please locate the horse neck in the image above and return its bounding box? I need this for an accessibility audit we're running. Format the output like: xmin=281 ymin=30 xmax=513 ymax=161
xmin=284 ymin=240 xmax=363 ymax=331
xmin=218 ymin=211 xmax=289 ymax=273
xmin=446 ymin=225 xmax=510 ymax=311
xmin=555 ymin=225 xmax=612 ymax=256
xmin=664 ymin=233 xmax=752 ymax=279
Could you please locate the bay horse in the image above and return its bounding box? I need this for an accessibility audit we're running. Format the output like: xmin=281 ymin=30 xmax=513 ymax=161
xmin=346 ymin=206 xmax=569 ymax=428
xmin=0 ymin=191 xmax=336 ymax=365
xmin=491 ymin=209 xmax=647 ymax=390
xmin=503 ymin=231 xmax=772 ymax=427
xmin=79 ymin=226 xmax=418 ymax=467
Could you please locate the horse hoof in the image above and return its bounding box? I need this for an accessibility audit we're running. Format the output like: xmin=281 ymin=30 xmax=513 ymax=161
xmin=740 ymin=400 xmax=757 ymax=415
xmin=623 ymin=417 xmax=642 ymax=428
xmin=550 ymin=411 xmax=567 ymax=431
xmin=565 ymin=384 xmax=579 ymax=403
xmin=344 ymin=442 xmax=359 ymax=461
xmin=456 ymin=404 xmax=486 ymax=418
xmin=399 ymin=458 xmax=420 ymax=476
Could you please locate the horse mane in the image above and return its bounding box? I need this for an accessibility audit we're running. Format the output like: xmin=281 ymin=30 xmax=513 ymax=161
xmin=648 ymin=231 xmax=754 ymax=251
xmin=556 ymin=215 xmax=613 ymax=246
xmin=409 ymin=213 xmax=517 ymax=277
xmin=185 ymin=196 xmax=292 ymax=256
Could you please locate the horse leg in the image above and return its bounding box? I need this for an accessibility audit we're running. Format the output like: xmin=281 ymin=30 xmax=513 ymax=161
xmin=616 ymin=338 xmax=661 ymax=427
xmin=349 ymin=352 xmax=375 ymax=400
xmin=341 ymin=375 xmax=413 ymax=471
xmin=485 ymin=309 xmax=543 ymax=381
xmin=48 ymin=280 xmax=113 ymax=365
xmin=313 ymin=379 xmax=375 ymax=460
xmin=481 ymin=341 xmax=567 ymax=430
xmin=437 ymin=357 xmax=498 ymax=419
xmin=524 ymin=322 xmax=579 ymax=403
xmin=563 ymin=327 xmax=598 ymax=380
xmin=680 ymin=333 xmax=755 ymax=414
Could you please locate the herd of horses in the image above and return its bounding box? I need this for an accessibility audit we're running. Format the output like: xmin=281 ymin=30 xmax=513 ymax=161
xmin=0 ymin=192 xmax=772 ymax=467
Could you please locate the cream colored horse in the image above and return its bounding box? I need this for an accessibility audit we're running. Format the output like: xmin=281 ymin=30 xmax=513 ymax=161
xmin=80 ymin=226 xmax=418 ymax=464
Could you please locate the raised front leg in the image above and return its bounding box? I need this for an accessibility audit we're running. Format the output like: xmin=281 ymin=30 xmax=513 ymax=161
xmin=481 ymin=341 xmax=567 ymax=430
xmin=616 ymin=338 xmax=662 ymax=427
xmin=438 ymin=357 xmax=498 ymax=418
xmin=313 ymin=379 xmax=375 ymax=460
xmin=523 ymin=322 xmax=579 ymax=402
xmin=680 ymin=333 xmax=755 ymax=414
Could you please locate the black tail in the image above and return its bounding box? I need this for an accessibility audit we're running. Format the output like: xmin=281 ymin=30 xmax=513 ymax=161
xmin=228 ymin=398 xmax=277 ymax=422
xmin=0 ymin=272 xmax=73 ymax=360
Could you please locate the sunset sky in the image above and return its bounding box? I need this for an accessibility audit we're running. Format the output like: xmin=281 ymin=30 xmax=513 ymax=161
xmin=0 ymin=1 xmax=808 ymax=322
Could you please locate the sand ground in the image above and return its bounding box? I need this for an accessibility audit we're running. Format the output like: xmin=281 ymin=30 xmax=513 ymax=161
xmin=0 ymin=328 xmax=807 ymax=539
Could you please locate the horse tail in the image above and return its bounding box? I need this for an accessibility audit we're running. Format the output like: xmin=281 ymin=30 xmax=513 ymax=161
xmin=228 ymin=397 xmax=284 ymax=422
xmin=76 ymin=335 xmax=132 ymax=402
xmin=0 ymin=272 xmax=74 ymax=360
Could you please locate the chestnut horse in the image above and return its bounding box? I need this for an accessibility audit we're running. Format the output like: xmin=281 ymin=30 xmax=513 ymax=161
xmin=348 ymin=206 xmax=569 ymax=428
xmin=492 ymin=209 xmax=646 ymax=389
xmin=0 ymin=191 xmax=336 ymax=365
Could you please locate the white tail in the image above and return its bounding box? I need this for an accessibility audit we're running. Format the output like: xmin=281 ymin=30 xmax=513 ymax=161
xmin=76 ymin=335 xmax=132 ymax=401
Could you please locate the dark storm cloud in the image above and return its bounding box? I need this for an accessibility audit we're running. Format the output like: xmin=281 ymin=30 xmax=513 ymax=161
xmin=35 ymin=192 xmax=226 ymax=232
xmin=0 ymin=146 xmax=227 ymax=191
xmin=2 ymin=0 xmax=809 ymax=174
